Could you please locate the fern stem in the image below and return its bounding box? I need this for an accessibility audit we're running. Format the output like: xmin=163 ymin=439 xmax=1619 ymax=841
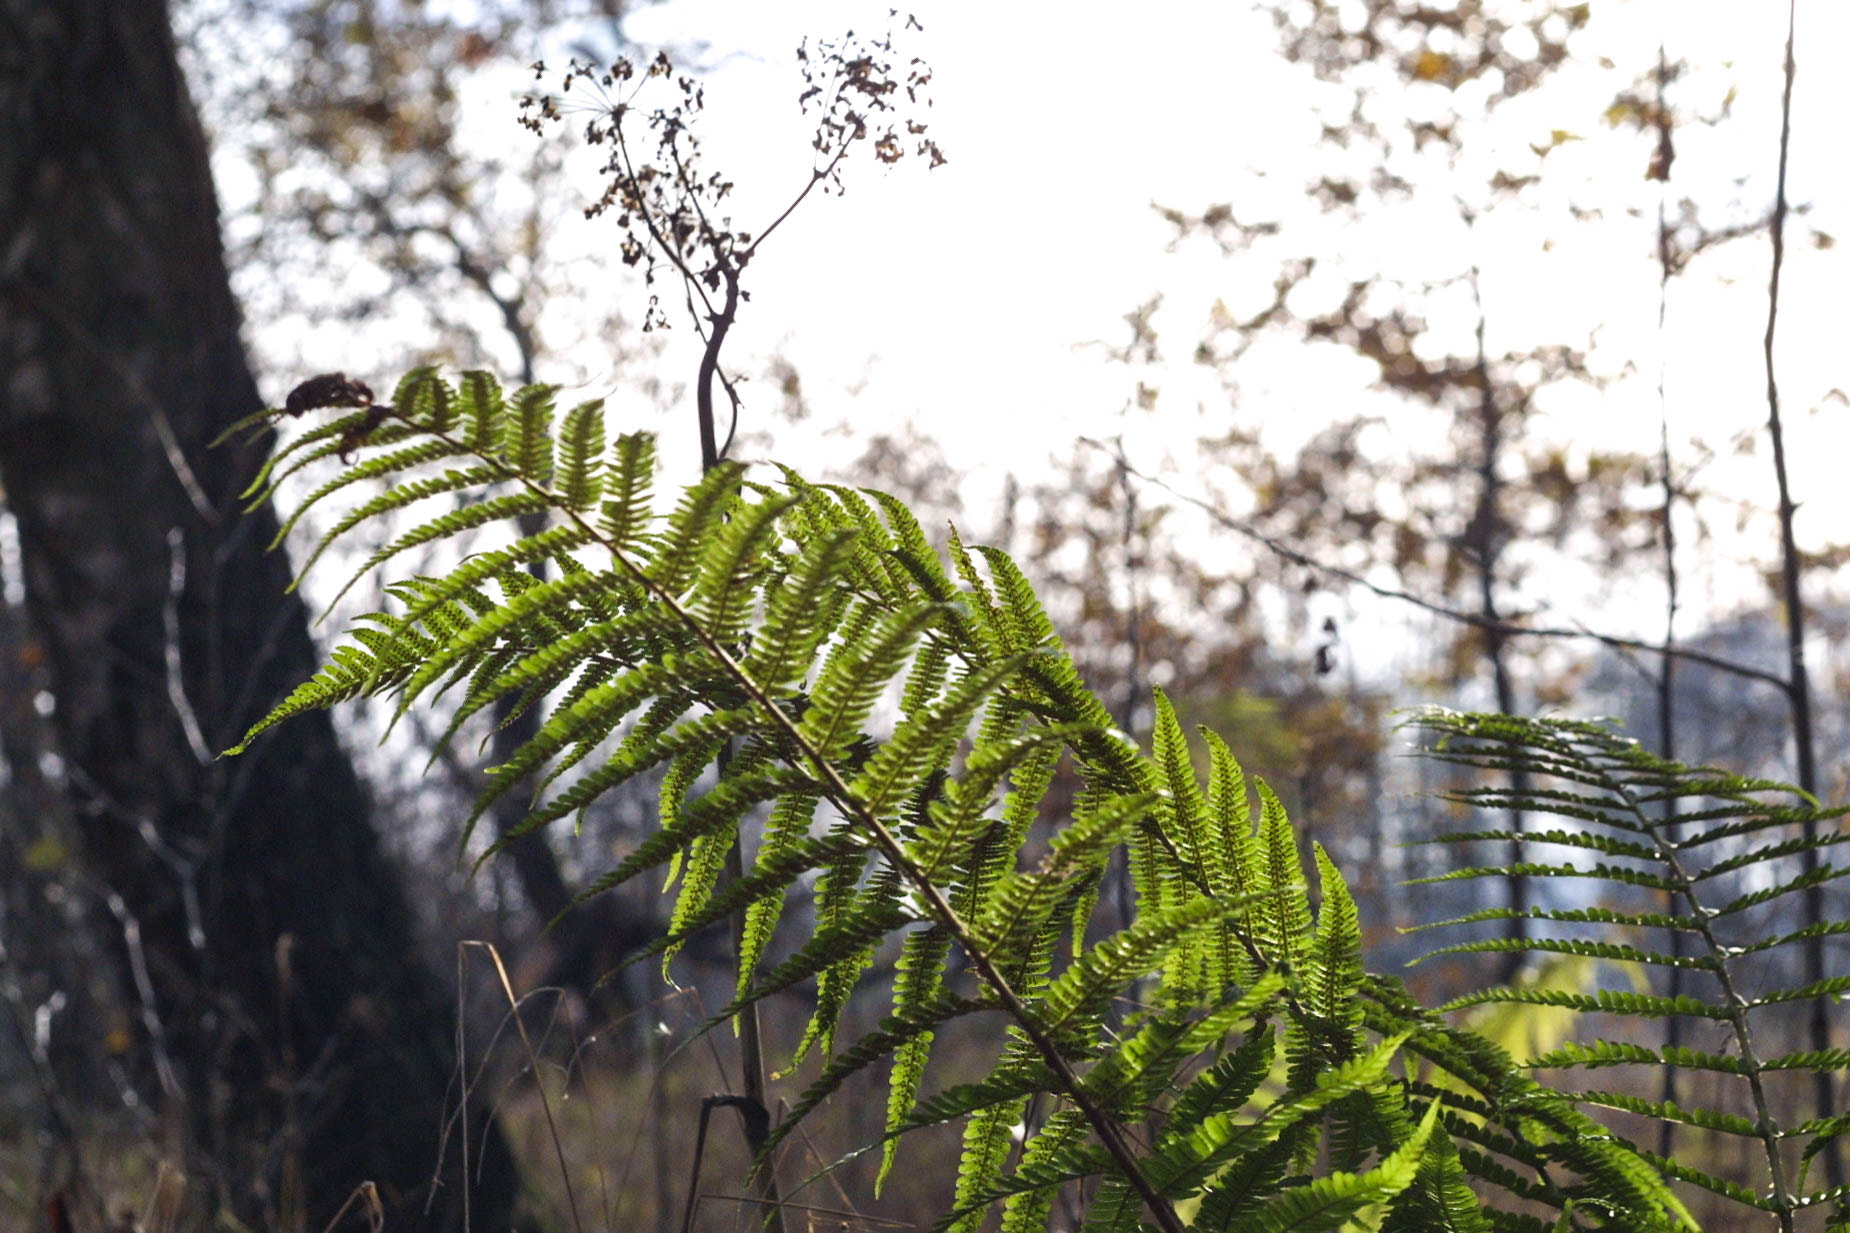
xmin=1609 ymin=758 xmax=1798 ymax=1228
xmin=395 ymin=409 xmax=1189 ymax=1233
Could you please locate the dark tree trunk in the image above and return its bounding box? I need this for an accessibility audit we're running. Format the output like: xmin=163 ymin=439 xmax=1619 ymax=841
xmin=0 ymin=2 xmax=518 ymax=1227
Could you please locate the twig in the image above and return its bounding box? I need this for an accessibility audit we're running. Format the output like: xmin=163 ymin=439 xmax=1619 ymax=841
xmin=680 ymin=1094 xmax=763 ymax=1233
xmin=1759 ymin=0 xmax=1839 ymax=1188
xmin=163 ymin=527 xmax=213 ymax=764
xmin=1083 ymin=440 xmax=1793 ymax=693
xmin=316 ymin=1181 xmax=383 ymax=1233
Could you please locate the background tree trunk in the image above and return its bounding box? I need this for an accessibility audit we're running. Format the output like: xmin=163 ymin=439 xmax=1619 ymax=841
xmin=0 ymin=2 xmax=518 ymax=1226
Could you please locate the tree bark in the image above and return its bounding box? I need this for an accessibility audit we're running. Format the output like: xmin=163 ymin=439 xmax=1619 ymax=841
xmin=0 ymin=2 xmax=517 ymax=1227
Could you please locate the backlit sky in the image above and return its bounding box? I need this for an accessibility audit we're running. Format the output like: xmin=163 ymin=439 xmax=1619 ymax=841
xmin=223 ymin=0 xmax=1850 ymax=656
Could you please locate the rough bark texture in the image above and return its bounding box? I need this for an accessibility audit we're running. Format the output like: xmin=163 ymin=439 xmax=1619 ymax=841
xmin=0 ymin=2 xmax=517 ymax=1226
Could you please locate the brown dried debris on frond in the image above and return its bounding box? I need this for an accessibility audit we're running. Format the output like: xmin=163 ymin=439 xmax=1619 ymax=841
xmin=283 ymin=372 xmax=374 ymax=417
xmin=281 ymin=373 xmax=387 ymax=461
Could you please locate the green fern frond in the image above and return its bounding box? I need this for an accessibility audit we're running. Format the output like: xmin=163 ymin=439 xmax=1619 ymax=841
xmin=1525 ymin=1039 xmax=1740 ymax=1075
xmin=1411 ymin=937 xmax=1713 ymax=971
xmin=971 ymin=791 xmax=1155 ymax=954
xmin=1307 ymin=843 xmax=1363 ymax=1027
xmin=272 ymin=447 xmax=489 ymax=559
xmin=1714 ymin=863 xmax=1850 ymax=916
xmin=798 ymin=601 xmax=949 ymax=760
xmin=1214 ymin=1101 xmax=1439 ymax=1233
xmin=455 ymin=369 xmax=505 ymax=452
xmin=1151 ymin=689 xmax=1220 ymax=895
xmin=972 ymin=545 xmax=1059 ymax=653
xmin=389 ymin=566 xmax=625 ymax=722
xmin=324 ymin=490 xmax=558 ymax=613
xmin=1403 ymin=904 xmax=1697 ymax=935
xmin=772 ymin=990 xmax=995 ymax=1160
xmin=1764 ymin=1047 xmax=1850 ymax=1072
xmin=1639 ymin=1149 xmax=1775 ymax=1212
xmin=1380 ymin=1123 xmax=1491 ymax=1233
xmin=228 ymin=388 xmax=1752 ymax=1233
xmin=1427 ymin=826 xmax=1663 ymax=862
xmin=1291 ymin=843 xmax=1365 ymax=1094
xmin=692 ymin=490 xmax=801 ymax=646
xmin=794 ymin=854 xmax=890 ymax=1062
xmin=1567 ymin=1090 xmax=1762 ymax=1137
xmin=736 ymin=789 xmax=824 ymax=993
xmin=424 ymin=599 xmax=685 ymax=761
xmin=878 ymin=923 xmax=954 ymax=1188
xmin=720 ymin=895 xmax=915 ymax=1027
xmin=647 ymin=460 xmax=745 ymax=594
xmin=945 ymin=1073 xmax=1031 ymax=1230
xmin=742 ymin=527 xmax=861 ymax=690
xmin=1439 ymin=987 xmax=1730 ymax=1020
xmin=1411 ymin=708 xmax=1849 ymax=1232
xmin=908 ymin=726 xmax=1081 ymax=883
xmin=1410 ymin=860 xmax=1680 ymax=895
xmin=1038 ymin=896 xmax=1242 ymax=1032
xmin=222 ymin=644 xmax=380 ymax=754
xmin=598 ymin=431 xmax=659 ymax=551
xmin=852 ymin=653 xmax=1032 ymax=816
xmin=1169 ymin=1021 xmax=1278 ymax=1130
xmin=596 ymin=830 xmax=868 ymax=971
xmin=238 ymin=409 xmax=422 ymax=505
xmin=1749 ymin=973 xmax=1850 ymax=1008
xmin=459 ymin=671 xmax=739 ymax=847
xmin=945 ymin=528 xmax=1007 ymax=659
xmin=1141 ymin=1031 xmax=1412 ymax=1195
xmin=1256 ymin=780 xmax=1312 ymax=973
xmin=554 ymin=399 xmax=606 ymax=509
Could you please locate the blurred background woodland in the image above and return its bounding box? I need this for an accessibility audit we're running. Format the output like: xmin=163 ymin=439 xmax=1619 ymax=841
xmin=0 ymin=0 xmax=1845 ymax=1229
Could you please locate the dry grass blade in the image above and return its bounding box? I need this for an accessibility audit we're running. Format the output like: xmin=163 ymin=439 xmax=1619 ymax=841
xmin=461 ymin=940 xmax=585 ymax=1233
xmin=316 ymin=1181 xmax=383 ymax=1233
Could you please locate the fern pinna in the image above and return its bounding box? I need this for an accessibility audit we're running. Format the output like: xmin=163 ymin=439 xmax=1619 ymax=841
xmin=223 ymin=368 xmax=1686 ymax=1231
xmin=1408 ymin=711 xmax=1850 ymax=1233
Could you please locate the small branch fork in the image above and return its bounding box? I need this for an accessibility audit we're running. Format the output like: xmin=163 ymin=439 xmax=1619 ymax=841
xmin=680 ymin=1094 xmax=770 ymax=1233
xmin=1086 ymin=441 xmax=1794 ymax=695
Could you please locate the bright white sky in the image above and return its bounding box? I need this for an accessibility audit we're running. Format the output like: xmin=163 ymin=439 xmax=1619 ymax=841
xmin=228 ymin=0 xmax=1850 ymax=665
xmin=594 ymin=1 xmax=1847 ymax=647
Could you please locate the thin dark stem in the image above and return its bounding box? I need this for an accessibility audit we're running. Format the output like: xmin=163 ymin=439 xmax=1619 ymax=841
xmin=696 ymin=266 xmax=740 ymax=472
xmin=1465 ymin=271 xmax=1528 ymax=984
xmin=745 ymin=141 xmax=852 ymax=261
xmin=1651 ymin=41 xmax=1686 ymax=1166
xmin=680 ymin=1094 xmax=738 ymax=1233
xmin=614 ymin=125 xmax=720 ymax=325
xmin=1761 ymin=0 xmax=1840 ymax=1187
xmin=1112 ymin=442 xmax=1143 ymax=976
xmin=690 ymin=263 xmax=781 ymax=1228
